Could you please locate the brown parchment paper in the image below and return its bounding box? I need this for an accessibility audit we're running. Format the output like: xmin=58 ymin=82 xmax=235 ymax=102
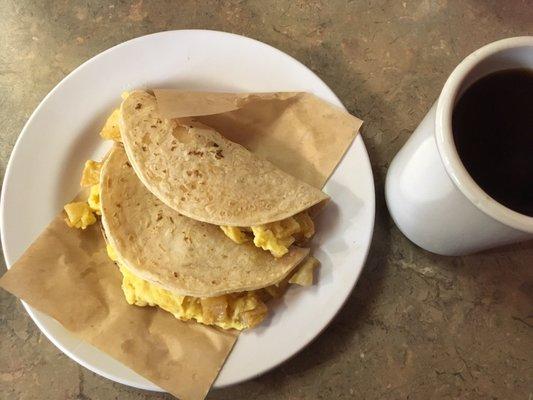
xmin=0 ymin=90 xmax=362 ymax=400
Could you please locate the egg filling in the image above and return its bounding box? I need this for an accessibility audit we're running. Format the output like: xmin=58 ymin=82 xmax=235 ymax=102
xmin=106 ymin=244 xmax=268 ymax=330
xmin=221 ymin=211 xmax=315 ymax=258
xmin=64 ymin=202 xmax=96 ymax=229
xmin=64 ymin=160 xmax=103 ymax=228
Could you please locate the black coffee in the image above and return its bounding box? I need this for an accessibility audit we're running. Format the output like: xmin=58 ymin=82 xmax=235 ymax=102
xmin=452 ymin=69 xmax=533 ymax=217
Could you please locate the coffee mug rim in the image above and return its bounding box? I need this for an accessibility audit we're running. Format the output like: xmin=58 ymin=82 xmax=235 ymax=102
xmin=435 ymin=36 xmax=533 ymax=234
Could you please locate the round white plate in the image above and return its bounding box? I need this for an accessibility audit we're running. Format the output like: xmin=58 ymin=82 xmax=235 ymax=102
xmin=1 ymin=30 xmax=375 ymax=391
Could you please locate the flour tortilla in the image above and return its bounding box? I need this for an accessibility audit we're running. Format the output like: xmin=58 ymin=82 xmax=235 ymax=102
xmin=119 ymin=91 xmax=328 ymax=227
xmin=100 ymin=145 xmax=309 ymax=297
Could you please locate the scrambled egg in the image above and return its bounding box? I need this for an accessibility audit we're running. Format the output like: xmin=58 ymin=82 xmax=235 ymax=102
xmin=64 ymin=160 xmax=102 ymax=228
xmin=88 ymin=184 xmax=101 ymax=215
xmin=99 ymin=92 xmax=129 ymax=142
xmin=219 ymin=226 xmax=249 ymax=244
xmin=80 ymin=160 xmax=102 ymax=187
xmin=99 ymin=109 xmax=122 ymax=141
xmin=106 ymin=243 xmax=268 ymax=330
xmin=64 ymin=202 xmax=96 ymax=229
xmin=289 ymin=256 xmax=319 ymax=286
xmin=221 ymin=211 xmax=315 ymax=257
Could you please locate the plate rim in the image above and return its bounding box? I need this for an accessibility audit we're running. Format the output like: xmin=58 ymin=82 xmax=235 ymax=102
xmin=1 ymin=29 xmax=375 ymax=391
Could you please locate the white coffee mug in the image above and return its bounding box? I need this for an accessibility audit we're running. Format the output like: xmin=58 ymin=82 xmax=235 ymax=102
xmin=385 ymin=36 xmax=533 ymax=256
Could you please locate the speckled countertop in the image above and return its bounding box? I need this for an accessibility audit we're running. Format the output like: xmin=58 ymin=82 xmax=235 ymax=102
xmin=1 ymin=1 xmax=532 ymax=399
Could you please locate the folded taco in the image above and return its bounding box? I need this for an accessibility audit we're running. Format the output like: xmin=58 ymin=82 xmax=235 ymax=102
xmin=119 ymin=91 xmax=329 ymax=258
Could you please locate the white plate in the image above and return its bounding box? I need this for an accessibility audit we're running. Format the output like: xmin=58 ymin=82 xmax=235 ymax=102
xmin=1 ymin=30 xmax=375 ymax=391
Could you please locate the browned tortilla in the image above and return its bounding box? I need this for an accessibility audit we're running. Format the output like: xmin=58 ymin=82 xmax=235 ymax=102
xmin=100 ymin=145 xmax=309 ymax=297
xmin=119 ymin=91 xmax=328 ymax=227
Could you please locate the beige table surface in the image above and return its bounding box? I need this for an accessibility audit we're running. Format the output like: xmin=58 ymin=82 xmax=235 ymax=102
xmin=1 ymin=1 xmax=532 ymax=399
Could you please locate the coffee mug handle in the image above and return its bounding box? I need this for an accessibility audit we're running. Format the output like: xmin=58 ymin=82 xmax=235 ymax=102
xmin=385 ymin=101 xmax=530 ymax=256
